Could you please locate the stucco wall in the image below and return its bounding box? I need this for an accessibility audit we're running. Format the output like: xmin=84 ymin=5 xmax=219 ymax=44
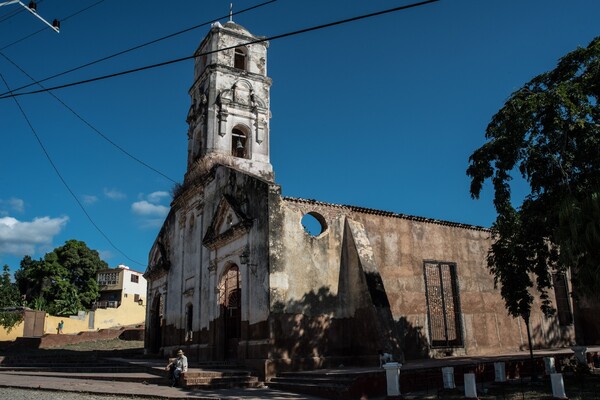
xmin=0 ymin=320 xmax=24 ymax=341
xmin=275 ymin=198 xmax=575 ymax=361
xmin=146 ymin=165 xmax=274 ymax=361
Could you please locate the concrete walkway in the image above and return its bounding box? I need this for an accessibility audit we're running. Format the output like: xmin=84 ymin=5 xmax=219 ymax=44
xmin=0 ymin=370 xmax=327 ymax=399
xmin=0 ymin=346 xmax=598 ymax=399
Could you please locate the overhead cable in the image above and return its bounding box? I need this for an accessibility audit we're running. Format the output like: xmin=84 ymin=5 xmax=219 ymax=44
xmin=0 ymin=0 xmax=439 ymax=100
xmin=0 ymin=50 xmax=177 ymax=183
xmin=0 ymin=0 xmax=46 ymax=24
xmin=0 ymin=0 xmax=277 ymax=95
xmin=0 ymin=71 xmax=146 ymax=267
xmin=0 ymin=0 xmax=106 ymax=50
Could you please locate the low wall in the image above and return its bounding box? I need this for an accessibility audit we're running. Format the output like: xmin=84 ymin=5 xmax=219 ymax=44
xmin=45 ymin=300 xmax=145 ymax=335
xmin=1 ymin=300 xmax=145 ymax=342
xmin=0 ymin=320 xmax=24 ymax=341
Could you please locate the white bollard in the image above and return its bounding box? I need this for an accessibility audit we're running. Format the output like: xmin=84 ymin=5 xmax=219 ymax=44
xmin=544 ymin=356 xmax=556 ymax=374
xmin=494 ymin=361 xmax=506 ymax=382
xmin=464 ymin=373 xmax=478 ymax=399
xmin=442 ymin=366 xmax=455 ymax=389
xmin=551 ymin=373 xmax=567 ymax=399
xmin=383 ymin=362 xmax=401 ymax=396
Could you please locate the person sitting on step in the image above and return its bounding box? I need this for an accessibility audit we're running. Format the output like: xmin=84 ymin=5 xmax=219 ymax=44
xmin=165 ymin=349 xmax=188 ymax=387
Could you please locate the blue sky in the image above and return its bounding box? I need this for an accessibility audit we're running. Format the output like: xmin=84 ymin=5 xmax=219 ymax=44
xmin=0 ymin=0 xmax=598 ymax=275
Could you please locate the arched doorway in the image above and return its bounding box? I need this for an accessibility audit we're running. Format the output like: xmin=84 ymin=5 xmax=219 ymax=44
xmin=149 ymin=293 xmax=163 ymax=354
xmin=219 ymin=265 xmax=241 ymax=359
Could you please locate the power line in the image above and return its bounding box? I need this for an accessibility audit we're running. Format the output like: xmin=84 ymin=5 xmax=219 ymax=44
xmin=0 ymin=72 xmax=145 ymax=267
xmin=0 ymin=50 xmax=178 ymax=183
xmin=0 ymin=0 xmax=440 ymax=100
xmin=0 ymin=0 xmax=277 ymax=95
xmin=0 ymin=0 xmax=106 ymax=51
xmin=0 ymin=0 xmax=46 ymax=24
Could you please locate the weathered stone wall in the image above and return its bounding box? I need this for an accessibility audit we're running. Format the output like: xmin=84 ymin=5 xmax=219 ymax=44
xmin=269 ymin=198 xmax=402 ymax=370
xmin=146 ymin=165 xmax=275 ymax=365
xmin=272 ymin=198 xmax=575 ymax=364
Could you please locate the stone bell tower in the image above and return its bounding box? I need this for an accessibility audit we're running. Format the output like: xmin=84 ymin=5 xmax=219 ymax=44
xmin=185 ymin=20 xmax=273 ymax=182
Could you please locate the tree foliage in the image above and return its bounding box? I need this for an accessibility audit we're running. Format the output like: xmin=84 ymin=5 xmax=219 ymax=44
xmin=14 ymin=240 xmax=108 ymax=315
xmin=467 ymin=36 xmax=600 ymax=320
xmin=0 ymin=264 xmax=20 ymax=308
xmin=0 ymin=265 xmax=24 ymax=332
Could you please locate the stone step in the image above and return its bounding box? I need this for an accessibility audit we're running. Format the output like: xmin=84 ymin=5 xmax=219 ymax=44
xmin=183 ymin=374 xmax=261 ymax=388
xmin=1 ymin=371 xmax=164 ymax=384
xmin=184 ymin=369 xmax=252 ymax=378
xmin=0 ymin=365 xmax=143 ymax=373
xmin=175 ymin=368 xmax=261 ymax=389
xmin=270 ymin=375 xmax=354 ymax=385
xmin=267 ymin=381 xmax=347 ymax=400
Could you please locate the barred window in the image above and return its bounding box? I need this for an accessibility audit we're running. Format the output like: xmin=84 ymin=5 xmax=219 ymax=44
xmin=424 ymin=261 xmax=463 ymax=348
xmin=131 ymin=274 xmax=139 ymax=283
xmin=553 ymin=273 xmax=573 ymax=326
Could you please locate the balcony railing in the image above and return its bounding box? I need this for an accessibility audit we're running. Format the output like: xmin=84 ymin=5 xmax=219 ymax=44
xmin=95 ymin=300 xmax=121 ymax=309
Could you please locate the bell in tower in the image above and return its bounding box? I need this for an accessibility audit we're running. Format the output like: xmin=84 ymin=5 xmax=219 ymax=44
xmin=185 ymin=20 xmax=273 ymax=182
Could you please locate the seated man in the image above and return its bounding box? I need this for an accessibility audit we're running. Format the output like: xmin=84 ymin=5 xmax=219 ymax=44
xmin=165 ymin=349 xmax=188 ymax=387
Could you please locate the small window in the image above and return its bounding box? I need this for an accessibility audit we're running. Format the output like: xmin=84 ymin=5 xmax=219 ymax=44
xmin=232 ymin=128 xmax=247 ymax=158
xmin=131 ymin=274 xmax=139 ymax=283
xmin=301 ymin=212 xmax=327 ymax=236
xmin=553 ymin=273 xmax=573 ymax=326
xmin=234 ymin=48 xmax=247 ymax=70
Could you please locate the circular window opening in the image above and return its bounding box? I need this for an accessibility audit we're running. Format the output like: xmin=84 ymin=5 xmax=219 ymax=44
xmin=301 ymin=212 xmax=327 ymax=237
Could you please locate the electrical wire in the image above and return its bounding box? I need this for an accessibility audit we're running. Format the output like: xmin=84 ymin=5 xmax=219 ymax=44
xmin=0 ymin=72 xmax=145 ymax=267
xmin=0 ymin=0 xmax=106 ymax=51
xmin=0 ymin=0 xmax=439 ymax=100
xmin=0 ymin=0 xmax=277 ymax=95
xmin=0 ymin=50 xmax=178 ymax=183
xmin=0 ymin=0 xmax=46 ymax=24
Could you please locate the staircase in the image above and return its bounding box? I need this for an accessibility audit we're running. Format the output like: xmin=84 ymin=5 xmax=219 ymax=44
xmin=182 ymin=368 xmax=261 ymax=389
xmin=0 ymin=351 xmax=261 ymax=390
xmin=268 ymin=369 xmax=386 ymax=400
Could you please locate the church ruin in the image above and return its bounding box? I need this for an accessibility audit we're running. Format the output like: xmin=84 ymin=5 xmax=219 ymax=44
xmin=144 ymin=21 xmax=580 ymax=379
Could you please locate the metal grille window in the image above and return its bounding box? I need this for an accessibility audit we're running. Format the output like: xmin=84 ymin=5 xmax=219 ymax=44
xmin=552 ymin=273 xmax=573 ymax=326
xmin=424 ymin=261 xmax=463 ymax=348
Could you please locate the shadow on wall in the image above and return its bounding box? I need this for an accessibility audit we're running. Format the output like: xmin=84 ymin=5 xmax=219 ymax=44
xmin=270 ymin=287 xmax=430 ymax=368
xmin=395 ymin=317 xmax=430 ymax=360
xmin=527 ymin=315 xmax=575 ymax=350
xmin=271 ymin=287 xmax=336 ymax=369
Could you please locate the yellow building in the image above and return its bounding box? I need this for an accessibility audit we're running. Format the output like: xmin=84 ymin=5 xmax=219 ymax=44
xmin=97 ymin=264 xmax=147 ymax=309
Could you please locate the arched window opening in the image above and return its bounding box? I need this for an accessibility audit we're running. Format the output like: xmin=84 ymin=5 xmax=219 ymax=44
xmin=219 ymin=265 xmax=241 ymax=359
xmin=232 ymin=128 xmax=247 ymax=158
xmin=219 ymin=266 xmax=240 ymax=307
xmin=234 ymin=48 xmax=247 ymax=70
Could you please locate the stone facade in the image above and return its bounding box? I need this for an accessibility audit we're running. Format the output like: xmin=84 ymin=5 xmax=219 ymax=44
xmin=144 ymin=21 xmax=580 ymax=379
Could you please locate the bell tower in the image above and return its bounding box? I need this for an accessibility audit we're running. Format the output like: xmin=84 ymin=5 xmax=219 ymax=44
xmin=185 ymin=21 xmax=273 ymax=182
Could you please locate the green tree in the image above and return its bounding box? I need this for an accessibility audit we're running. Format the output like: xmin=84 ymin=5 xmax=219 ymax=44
xmin=0 ymin=265 xmax=20 ymax=308
xmin=14 ymin=240 xmax=108 ymax=315
xmin=467 ymin=36 xmax=600 ymax=357
xmin=0 ymin=265 xmax=24 ymax=332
